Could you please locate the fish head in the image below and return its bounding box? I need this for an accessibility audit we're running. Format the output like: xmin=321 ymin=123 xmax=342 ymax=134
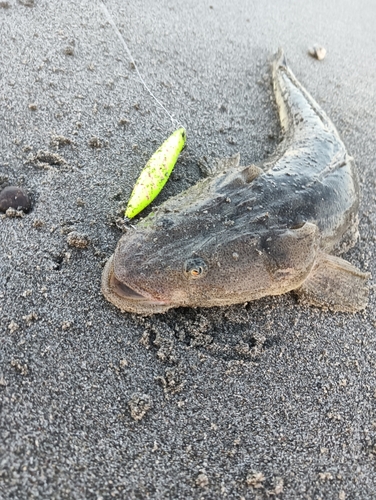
xmin=102 ymin=186 xmax=319 ymax=314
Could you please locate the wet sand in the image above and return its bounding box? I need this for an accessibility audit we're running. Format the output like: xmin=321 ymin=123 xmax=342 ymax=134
xmin=1 ymin=0 xmax=376 ymax=498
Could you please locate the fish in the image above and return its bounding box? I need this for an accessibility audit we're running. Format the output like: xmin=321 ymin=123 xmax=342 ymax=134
xmin=101 ymin=49 xmax=369 ymax=316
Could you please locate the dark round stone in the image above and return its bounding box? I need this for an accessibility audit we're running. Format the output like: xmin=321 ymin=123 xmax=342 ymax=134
xmin=0 ymin=186 xmax=31 ymax=212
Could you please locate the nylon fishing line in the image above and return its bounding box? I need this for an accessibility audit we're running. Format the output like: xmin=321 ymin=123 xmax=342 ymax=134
xmin=98 ymin=1 xmax=187 ymax=220
xmin=99 ymin=0 xmax=183 ymax=130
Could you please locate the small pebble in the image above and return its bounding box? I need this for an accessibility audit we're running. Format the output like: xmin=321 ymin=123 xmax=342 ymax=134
xmin=8 ymin=320 xmax=19 ymax=333
xmin=118 ymin=118 xmax=130 ymax=126
xmin=196 ymin=473 xmax=209 ymax=488
xmin=32 ymin=219 xmax=44 ymax=228
xmin=66 ymin=231 xmax=90 ymax=249
xmin=0 ymin=186 xmax=31 ymax=212
xmin=5 ymin=207 xmax=24 ymax=218
xmin=128 ymin=393 xmax=152 ymax=421
xmin=10 ymin=359 xmax=28 ymax=376
xmin=63 ymin=46 xmax=74 ymax=56
xmin=50 ymin=135 xmax=72 ymax=149
xmin=246 ymin=470 xmax=266 ymax=488
xmin=308 ymin=44 xmax=327 ymax=61
xmin=23 ymin=312 xmax=38 ymax=324
xmin=88 ymin=137 xmax=102 ymax=148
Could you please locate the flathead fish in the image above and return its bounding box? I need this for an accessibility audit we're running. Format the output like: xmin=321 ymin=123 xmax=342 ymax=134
xmin=102 ymin=50 xmax=369 ymax=315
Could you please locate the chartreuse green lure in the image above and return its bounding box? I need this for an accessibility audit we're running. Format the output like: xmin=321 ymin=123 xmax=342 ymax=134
xmin=125 ymin=127 xmax=186 ymax=219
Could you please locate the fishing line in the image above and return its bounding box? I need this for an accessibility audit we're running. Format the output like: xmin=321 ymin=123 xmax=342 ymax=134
xmin=99 ymin=0 xmax=183 ymax=130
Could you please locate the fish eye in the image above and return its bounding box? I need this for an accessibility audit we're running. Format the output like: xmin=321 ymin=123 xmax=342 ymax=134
xmin=184 ymin=257 xmax=208 ymax=279
xmin=191 ymin=268 xmax=202 ymax=276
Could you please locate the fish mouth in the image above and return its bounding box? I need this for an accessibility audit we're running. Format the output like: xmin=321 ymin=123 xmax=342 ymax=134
xmin=101 ymin=255 xmax=170 ymax=315
xmin=111 ymin=275 xmax=150 ymax=300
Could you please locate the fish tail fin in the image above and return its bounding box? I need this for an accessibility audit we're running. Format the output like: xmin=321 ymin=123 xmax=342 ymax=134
xmin=272 ymin=49 xmax=291 ymax=133
xmin=273 ymin=48 xmax=288 ymax=72
xmin=272 ymin=48 xmax=338 ymax=136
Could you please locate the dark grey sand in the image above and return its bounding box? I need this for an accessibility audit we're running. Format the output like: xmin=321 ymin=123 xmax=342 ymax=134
xmin=1 ymin=0 xmax=376 ymax=498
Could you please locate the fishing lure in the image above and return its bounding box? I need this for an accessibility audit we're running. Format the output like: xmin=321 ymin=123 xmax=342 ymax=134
xmin=125 ymin=127 xmax=186 ymax=219
xmin=99 ymin=2 xmax=186 ymax=219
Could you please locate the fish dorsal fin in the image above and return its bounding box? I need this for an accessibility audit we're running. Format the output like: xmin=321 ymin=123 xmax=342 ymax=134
xmin=199 ymin=153 xmax=240 ymax=177
xmin=240 ymin=164 xmax=263 ymax=183
xmin=213 ymin=162 xmax=263 ymax=192
xmin=215 ymin=153 xmax=240 ymax=172
xmin=199 ymin=155 xmax=262 ymax=185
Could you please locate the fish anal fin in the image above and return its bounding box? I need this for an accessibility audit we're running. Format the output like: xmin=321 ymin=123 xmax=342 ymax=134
xmin=295 ymin=253 xmax=370 ymax=312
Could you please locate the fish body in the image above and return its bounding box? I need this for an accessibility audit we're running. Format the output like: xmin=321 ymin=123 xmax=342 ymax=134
xmin=102 ymin=50 xmax=369 ymax=315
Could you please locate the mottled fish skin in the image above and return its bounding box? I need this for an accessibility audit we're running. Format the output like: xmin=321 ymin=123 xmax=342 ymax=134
xmin=102 ymin=50 xmax=369 ymax=315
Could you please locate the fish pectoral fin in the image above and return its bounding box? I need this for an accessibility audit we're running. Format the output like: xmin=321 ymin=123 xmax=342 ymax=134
xmin=240 ymin=164 xmax=263 ymax=183
xmin=295 ymin=253 xmax=370 ymax=312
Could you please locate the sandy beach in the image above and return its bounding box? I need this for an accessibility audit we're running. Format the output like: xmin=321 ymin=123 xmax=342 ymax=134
xmin=1 ymin=0 xmax=376 ymax=498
